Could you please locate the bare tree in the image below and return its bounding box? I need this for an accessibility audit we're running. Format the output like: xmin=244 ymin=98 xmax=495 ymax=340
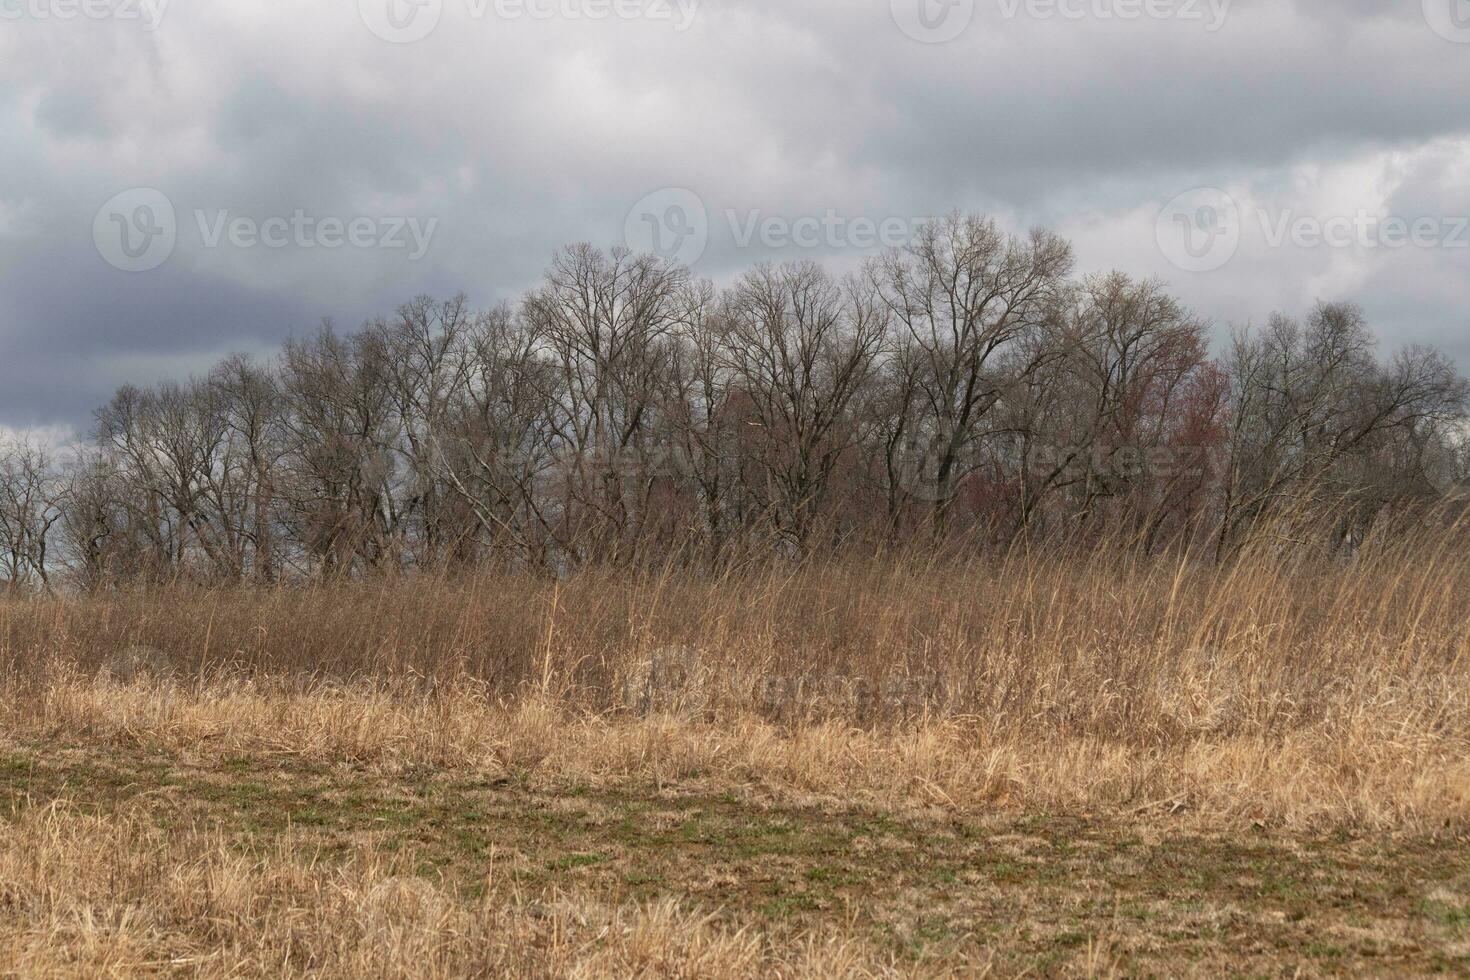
xmin=0 ymin=439 xmax=63 ymax=592
xmin=211 ymin=354 xmax=288 ymax=582
xmin=277 ymin=325 xmax=404 ymax=576
xmin=17 ymin=221 xmax=1467 ymax=587
xmin=1217 ymin=302 xmax=1468 ymax=559
xmin=432 ymin=305 xmax=565 ymax=569
xmin=869 ymin=212 xmax=1074 ymax=532
xmin=1012 ymin=273 xmax=1222 ymax=547
xmin=720 ymin=262 xmax=885 ymax=552
xmin=56 ymin=450 xmax=126 ymax=592
xmin=369 ymin=295 xmax=477 ymax=568
xmin=523 ymin=244 xmax=692 ymax=564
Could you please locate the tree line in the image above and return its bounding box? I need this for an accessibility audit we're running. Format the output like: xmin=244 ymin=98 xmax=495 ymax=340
xmin=3 ymin=212 xmax=1468 ymax=590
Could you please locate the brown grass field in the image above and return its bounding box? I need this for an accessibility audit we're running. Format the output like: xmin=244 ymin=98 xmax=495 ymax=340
xmin=2 ymin=537 xmax=1470 ymax=976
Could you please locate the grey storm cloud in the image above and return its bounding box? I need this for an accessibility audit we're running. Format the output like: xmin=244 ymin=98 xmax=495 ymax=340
xmin=1 ymin=0 xmax=1467 ymax=434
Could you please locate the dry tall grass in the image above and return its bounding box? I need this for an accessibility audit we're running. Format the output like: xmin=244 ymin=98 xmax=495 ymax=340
xmin=5 ymin=529 xmax=1470 ymax=975
xmin=3 ymin=525 xmax=1468 ymax=831
xmin=1 ymin=800 xmax=894 ymax=978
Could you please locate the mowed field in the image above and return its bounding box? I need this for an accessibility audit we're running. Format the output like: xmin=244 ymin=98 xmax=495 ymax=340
xmin=2 ymin=544 xmax=1470 ymax=976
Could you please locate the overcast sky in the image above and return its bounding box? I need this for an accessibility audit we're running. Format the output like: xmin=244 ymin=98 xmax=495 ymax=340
xmin=2 ymin=0 xmax=1468 ymax=437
